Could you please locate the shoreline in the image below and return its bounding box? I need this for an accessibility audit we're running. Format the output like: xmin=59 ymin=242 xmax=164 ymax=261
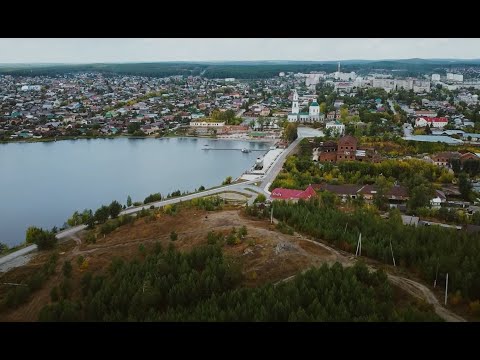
xmin=1 ymin=133 xmax=280 ymax=145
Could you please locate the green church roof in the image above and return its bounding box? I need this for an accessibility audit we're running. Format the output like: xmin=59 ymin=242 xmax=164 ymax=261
xmin=310 ymin=102 xmax=319 ymax=107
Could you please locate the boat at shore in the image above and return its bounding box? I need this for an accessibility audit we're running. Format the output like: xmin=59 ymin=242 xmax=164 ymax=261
xmin=241 ymin=148 xmax=250 ymax=153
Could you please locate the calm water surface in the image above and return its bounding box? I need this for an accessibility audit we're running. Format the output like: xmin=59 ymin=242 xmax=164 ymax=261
xmin=0 ymin=137 xmax=270 ymax=247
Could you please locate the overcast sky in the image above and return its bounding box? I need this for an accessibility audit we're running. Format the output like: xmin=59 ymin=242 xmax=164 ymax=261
xmin=0 ymin=38 xmax=479 ymax=63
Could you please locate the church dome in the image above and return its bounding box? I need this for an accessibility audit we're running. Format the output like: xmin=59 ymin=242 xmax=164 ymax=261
xmin=310 ymin=101 xmax=319 ymax=107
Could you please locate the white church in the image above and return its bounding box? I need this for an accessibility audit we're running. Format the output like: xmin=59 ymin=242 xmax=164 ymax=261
xmin=287 ymin=89 xmax=324 ymax=123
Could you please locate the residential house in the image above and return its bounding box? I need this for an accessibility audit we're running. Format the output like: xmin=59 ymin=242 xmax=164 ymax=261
xmin=270 ymin=185 xmax=317 ymax=202
xmin=431 ymin=152 xmax=461 ymax=167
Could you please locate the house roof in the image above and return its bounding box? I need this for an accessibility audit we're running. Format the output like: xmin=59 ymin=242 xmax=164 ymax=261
xmin=338 ymin=135 xmax=357 ymax=146
xmin=387 ymin=185 xmax=409 ymax=199
xmin=310 ymin=102 xmax=319 ymax=107
xmin=271 ymin=185 xmax=317 ymax=200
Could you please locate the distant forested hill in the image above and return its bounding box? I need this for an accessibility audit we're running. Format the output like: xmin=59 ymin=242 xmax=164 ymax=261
xmin=1 ymin=59 xmax=480 ymax=78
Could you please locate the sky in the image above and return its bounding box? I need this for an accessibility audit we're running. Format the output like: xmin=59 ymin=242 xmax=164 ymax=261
xmin=0 ymin=38 xmax=479 ymax=63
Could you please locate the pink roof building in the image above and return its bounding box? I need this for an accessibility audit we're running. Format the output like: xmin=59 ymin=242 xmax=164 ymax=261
xmin=270 ymin=185 xmax=317 ymax=201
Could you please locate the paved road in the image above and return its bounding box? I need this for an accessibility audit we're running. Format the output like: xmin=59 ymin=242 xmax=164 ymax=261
xmin=0 ymin=225 xmax=87 ymax=271
xmin=387 ymin=99 xmax=397 ymax=115
xmin=260 ymin=137 xmax=302 ymax=191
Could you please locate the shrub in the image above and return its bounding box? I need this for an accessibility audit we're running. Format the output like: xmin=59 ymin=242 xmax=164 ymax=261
xmin=254 ymin=194 xmax=267 ymax=203
xmin=144 ymin=193 xmax=162 ymax=204
xmin=25 ymin=227 xmax=57 ymax=250
xmin=77 ymin=256 xmax=84 ymax=267
xmin=62 ymin=261 xmax=72 ymax=278
xmin=85 ymin=231 xmax=96 ymax=244
xmin=170 ymin=231 xmax=178 ymax=241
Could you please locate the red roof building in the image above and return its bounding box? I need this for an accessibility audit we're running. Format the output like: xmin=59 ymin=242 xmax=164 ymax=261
xmin=270 ymin=185 xmax=317 ymax=201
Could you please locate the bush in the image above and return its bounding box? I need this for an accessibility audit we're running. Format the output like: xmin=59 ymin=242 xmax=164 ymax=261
xmin=222 ymin=176 xmax=233 ymax=185
xmin=62 ymin=261 xmax=72 ymax=278
xmin=25 ymin=227 xmax=57 ymax=250
xmin=164 ymin=204 xmax=177 ymax=215
xmin=85 ymin=232 xmax=96 ymax=244
xmin=238 ymin=225 xmax=248 ymax=239
xmin=226 ymin=230 xmax=236 ymax=245
xmin=80 ymin=259 xmax=89 ymax=271
xmin=77 ymin=256 xmax=84 ymax=267
xmin=254 ymin=194 xmax=267 ymax=203
xmin=276 ymin=222 xmax=294 ymax=235
xmin=59 ymin=279 xmax=72 ymax=299
xmin=144 ymin=193 xmax=162 ymax=204
xmin=170 ymin=231 xmax=178 ymax=241
xmin=99 ymin=221 xmax=118 ymax=235
xmin=108 ymin=200 xmax=123 ymax=219
xmin=133 ymin=201 xmax=143 ymax=206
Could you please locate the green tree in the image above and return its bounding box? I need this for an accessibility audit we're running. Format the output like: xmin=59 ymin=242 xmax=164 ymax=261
xmin=25 ymin=227 xmax=57 ymax=250
xmin=459 ymin=172 xmax=472 ymax=201
xmin=108 ymin=200 xmax=123 ymax=219
xmin=320 ymin=102 xmax=327 ymax=114
xmin=94 ymin=205 xmax=110 ymax=224
xmin=223 ymin=176 xmax=233 ymax=185
xmin=127 ymin=122 xmax=141 ymax=134
xmin=408 ymin=184 xmax=432 ymax=211
xmin=127 ymin=195 xmax=132 ymax=207
xmin=284 ymin=123 xmax=298 ymax=142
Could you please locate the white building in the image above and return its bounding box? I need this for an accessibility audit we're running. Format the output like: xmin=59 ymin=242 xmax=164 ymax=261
xmin=432 ymin=74 xmax=441 ymax=81
xmin=279 ymin=72 xmax=285 ymax=77
xmin=415 ymin=117 xmax=429 ymax=127
xmin=325 ymin=120 xmax=345 ymax=136
xmin=372 ymin=78 xmax=395 ymax=92
xmin=447 ymin=73 xmax=463 ymax=82
xmin=287 ymin=89 xmax=324 ymax=123
xmin=190 ymin=121 xmax=225 ymax=127
xmin=309 ymin=101 xmax=320 ymax=121
xmin=413 ymin=80 xmax=431 ymax=93
xmin=334 ymin=82 xmax=354 ymax=92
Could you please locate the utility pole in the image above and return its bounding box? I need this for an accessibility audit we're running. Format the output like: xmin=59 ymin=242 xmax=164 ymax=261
xmin=445 ymin=273 xmax=449 ymax=306
xmin=355 ymin=233 xmax=362 ymax=257
xmin=434 ymin=262 xmax=439 ymax=288
xmin=270 ymin=205 xmax=274 ymax=224
xmin=389 ymin=239 xmax=396 ymax=267
xmin=343 ymin=223 xmax=348 ymax=235
xmin=359 ymin=233 xmax=362 ymax=256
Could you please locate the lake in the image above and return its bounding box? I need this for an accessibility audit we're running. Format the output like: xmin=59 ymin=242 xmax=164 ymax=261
xmin=0 ymin=137 xmax=271 ymax=247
